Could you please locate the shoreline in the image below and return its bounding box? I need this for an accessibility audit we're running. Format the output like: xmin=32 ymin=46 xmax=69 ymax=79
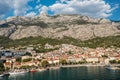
xmin=2 ymin=64 xmax=120 ymax=74
xmin=60 ymin=64 xmax=105 ymax=68
xmin=2 ymin=64 xmax=120 ymax=76
xmin=48 ymin=64 xmax=120 ymax=68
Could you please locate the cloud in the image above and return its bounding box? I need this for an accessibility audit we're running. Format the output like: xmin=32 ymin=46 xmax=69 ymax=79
xmin=0 ymin=0 xmax=12 ymax=16
xmin=0 ymin=0 xmax=118 ymax=19
xmin=0 ymin=0 xmax=32 ymax=18
xmin=25 ymin=12 xmax=37 ymax=17
xmin=13 ymin=0 xmax=31 ymax=16
xmin=39 ymin=6 xmax=48 ymax=14
xmin=48 ymin=0 xmax=115 ymax=18
xmin=35 ymin=4 xmax=42 ymax=10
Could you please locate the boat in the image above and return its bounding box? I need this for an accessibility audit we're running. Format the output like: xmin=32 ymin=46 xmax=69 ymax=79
xmin=0 ymin=74 xmax=4 ymax=77
xmin=29 ymin=69 xmax=37 ymax=72
xmin=0 ymin=73 xmax=9 ymax=80
xmin=105 ymin=65 xmax=120 ymax=70
xmin=38 ymin=69 xmax=46 ymax=72
xmin=3 ymin=73 xmax=9 ymax=77
xmin=0 ymin=72 xmax=10 ymax=77
xmin=49 ymin=67 xmax=60 ymax=70
xmin=9 ymin=70 xmax=28 ymax=75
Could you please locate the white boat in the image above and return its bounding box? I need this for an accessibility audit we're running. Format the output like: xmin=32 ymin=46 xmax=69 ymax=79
xmin=38 ymin=69 xmax=46 ymax=72
xmin=0 ymin=74 xmax=3 ymax=77
xmin=9 ymin=70 xmax=28 ymax=75
xmin=49 ymin=67 xmax=60 ymax=70
xmin=105 ymin=65 xmax=120 ymax=70
xmin=0 ymin=73 xmax=10 ymax=77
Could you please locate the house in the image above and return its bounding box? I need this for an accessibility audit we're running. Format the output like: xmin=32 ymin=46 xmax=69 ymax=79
xmin=13 ymin=62 xmax=21 ymax=68
xmin=21 ymin=60 xmax=39 ymax=67
xmin=114 ymin=55 xmax=120 ymax=61
xmin=67 ymin=56 xmax=76 ymax=63
xmin=21 ymin=55 xmax=31 ymax=60
xmin=21 ymin=61 xmax=34 ymax=66
xmin=4 ymin=62 xmax=11 ymax=69
xmin=104 ymin=59 xmax=110 ymax=64
xmin=48 ymin=59 xmax=59 ymax=64
xmin=109 ymin=56 xmax=116 ymax=61
xmin=26 ymin=47 xmax=34 ymax=52
xmin=86 ymin=57 xmax=99 ymax=63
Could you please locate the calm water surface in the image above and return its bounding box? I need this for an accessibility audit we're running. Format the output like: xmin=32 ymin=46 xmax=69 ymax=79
xmin=5 ymin=66 xmax=120 ymax=80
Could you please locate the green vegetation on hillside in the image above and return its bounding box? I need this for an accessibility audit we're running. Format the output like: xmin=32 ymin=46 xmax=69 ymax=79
xmin=34 ymin=48 xmax=59 ymax=53
xmin=0 ymin=36 xmax=120 ymax=49
xmin=19 ymin=21 xmax=48 ymax=28
xmin=0 ymin=63 xmax=5 ymax=71
xmin=72 ymin=19 xmax=98 ymax=25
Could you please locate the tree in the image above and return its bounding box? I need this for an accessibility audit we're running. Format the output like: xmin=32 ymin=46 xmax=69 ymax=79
xmin=41 ymin=60 xmax=49 ymax=68
xmin=0 ymin=63 xmax=5 ymax=71
xmin=23 ymin=58 xmax=32 ymax=62
xmin=102 ymin=55 xmax=108 ymax=58
xmin=20 ymin=66 xmax=27 ymax=69
xmin=117 ymin=60 xmax=120 ymax=64
xmin=16 ymin=57 xmax=22 ymax=63
xmin=26 ymin=52 xmax=32 ymax=56
xmin=109 ymin=60 xmax=116 ymax=64
xmin=68 ymin=50 xmax=73 ymax=54
xmin=60 ymin=59 xmax=67 ymax=65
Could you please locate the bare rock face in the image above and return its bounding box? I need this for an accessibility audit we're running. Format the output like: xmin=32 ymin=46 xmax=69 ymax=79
xmin=0 ymin=14 xmax=120 ymax=40
xmin=0 ymin=25 xmax=16 ymax=37
xmin=99 ymin=18 xmax=111 ymax=23
xmin=9 ymin=26 xmax=42 ymax=39
xmin=94 ymin=24 xmax=119 ymax=37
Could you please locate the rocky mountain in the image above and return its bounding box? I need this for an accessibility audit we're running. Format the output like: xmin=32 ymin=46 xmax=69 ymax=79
xmin=0 ymin=13 xmax=120 ymax=40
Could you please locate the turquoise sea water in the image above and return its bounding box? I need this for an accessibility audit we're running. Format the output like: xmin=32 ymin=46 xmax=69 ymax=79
xmin=3 ymin=66 xmax=120 ymax=80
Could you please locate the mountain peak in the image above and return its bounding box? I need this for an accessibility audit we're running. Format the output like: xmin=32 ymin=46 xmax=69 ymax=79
xmin=39 ymin=12 xmax=48 ymax=17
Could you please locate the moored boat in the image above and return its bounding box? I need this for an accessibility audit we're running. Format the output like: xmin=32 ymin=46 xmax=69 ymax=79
xmin=105 ymin=65 xmax=120 ymax=70
xmin=9 ymin=70 xmax=28 ymax=75
xmin=49 ymin=67 xmax=60 ymax=70
xmin=38 ymin=68 xmax=46 ymax=72
xmin=0 ymin=74 xmax=3 ymax=77
xmin=0 ymin=72 xmax=10 ymax=77
xmin=29 ymin=69 xmax=37 ymax=72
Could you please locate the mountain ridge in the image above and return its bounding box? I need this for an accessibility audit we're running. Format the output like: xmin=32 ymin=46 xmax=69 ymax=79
xmin=0 ymin=13 xmax=120 ymax=40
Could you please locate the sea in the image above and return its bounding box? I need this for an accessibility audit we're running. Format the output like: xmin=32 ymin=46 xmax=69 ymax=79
xmin=1 ymin=66 xmax=120 ymax=80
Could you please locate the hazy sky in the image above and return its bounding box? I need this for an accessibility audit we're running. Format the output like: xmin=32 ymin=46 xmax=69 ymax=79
xmin=0 ymin=0 xmax=120 ymax=20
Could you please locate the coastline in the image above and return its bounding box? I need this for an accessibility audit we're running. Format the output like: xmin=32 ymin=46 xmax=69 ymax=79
xmin=59 ymin=64 xmax=120 ymax=68
xmin=37 ymin=64 xmax=120 ymax=70
xmin=60 ymin=64 xmax=105 ymax=68
xmin=1 ymin=64 xmax=120 ymax=77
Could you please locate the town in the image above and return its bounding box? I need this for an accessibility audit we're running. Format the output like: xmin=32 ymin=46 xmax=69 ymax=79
xmin=0 ymin=43 xmax=120 ymax=72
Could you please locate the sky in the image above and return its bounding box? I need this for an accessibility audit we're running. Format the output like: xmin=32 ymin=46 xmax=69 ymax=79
xmin=0 ymin=0 xmax=120 ymax=21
